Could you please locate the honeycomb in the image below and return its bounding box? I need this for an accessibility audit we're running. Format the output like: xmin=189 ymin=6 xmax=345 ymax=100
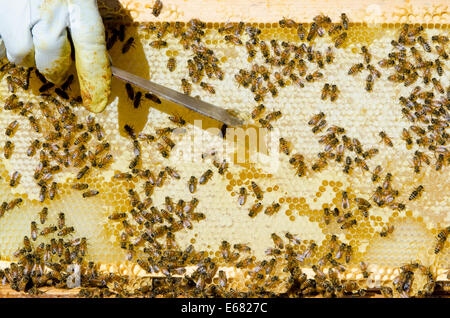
xmin=0 ymin=0 xmax=448 ymax=297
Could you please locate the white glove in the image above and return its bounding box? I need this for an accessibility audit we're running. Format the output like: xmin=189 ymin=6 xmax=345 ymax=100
xmin=0 ymin=0 xmax=111 ymax=113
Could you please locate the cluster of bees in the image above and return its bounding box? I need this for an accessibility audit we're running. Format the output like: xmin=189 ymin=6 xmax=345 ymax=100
xmin=145 ymin=18 xmax=226 ymax=95
xmin=378 ymin=25 xmax=449 ymax=173
xmin=1 ymin=63 xmax=114 ymax=203
xmin=0 ymin=8 xmax=449 ymax=297
xmin=348 ymin=46 xmax=382 ymax=91
xmin=0 ymin=209 xmax=123 ymax=294
xmin=232 ymin=15 xmax=350 ymax=108
xmin=250 ymin=105 xmax=282 ymax=130
xmin=122 ymin=112 xmax=181 ymax=161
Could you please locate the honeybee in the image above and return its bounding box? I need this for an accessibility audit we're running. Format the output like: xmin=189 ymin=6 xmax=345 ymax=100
xmin=162 ymin=135 xmax=175 ymax=149
xmin=417 ymin=36 xmax=431 ymax=52
xmin=380 ymin=225 xmax=395 ymax=237
xmin=279 ymin=17 xmax=297 ymax=28
xmin=4 ymin=120 xmax=18 ymax=137
xmin=322 ymin=207 xmax=331 ymax=225
xmin=265 ymin=111 xmax=281 ymax=122
xmin=306 ymin=22 xmax=318 ymax=42
xmin=27 ymin=115 xmax=41 ymax=133
xmin=360 ymin=46 xmax=371 ymax=63
xmin=340 ymin=13 xmax=349 ymax=29
xmin=285 ymin=75 xmax=301 ymax=91
xmin=296 ymin=24 xmax=306 ymax=40
xmin=6 ymin=76 xmax=15 ymax=92
xmin=224 ymin=35 xmax=242 ymax=45
xmin=308 ymin=112 xmax=325 ymax=126
xmin=257 ymin=118 xmax=272 ymax=130
xmin=4 ymin=141 xmax=13 ymax=159
xmin=248 ymin=202 xmax=262 ymax=218
xmin=28 ymin=221 xmax=39 ymax=242
xmin=306 ymin=71 xmax=323 ymax=82
xmin=389 ymin=202 xmax=405 ymax=211
xmin=251 ymin=104 xmax=265 ymax=119
xmin=8 ymin=171 xmax=21 ymax=187
xmin=292 ymin=58 xmax=306 ymax=76
xmin=435 ymin=59 xmax=443 ymax=76
xmin=77 ymin=165 xmax=90 ymax=179
xmin=156 ymin=142 xmax=169 ymax=158
xmin=37 ymin=207 xmax=48 ymax=225
xmin=273 ymin=72 xmax=285 ymax=87
xmin=324 ymin=47 xmax=335 ymax=65
xmin=321 ymin=83 xmax=330 ymax=100
xmin=113 ymin=172 xmax=133 ymax=180
xmin=365 ymin=74 xmax=374 ymax=92
xmin=218 ymin=22 xmax=235 ymax=34
xmin=415 ymin=150 xmax=430 ymax=166
xmin=355 ymin=157 xmax=369 ymax=171
xmin=82 ymin=190 xmax=99 ymax=198
xmin=121 ymin=37 xmax=135 ymax=54
xmin=362 ymin=148 xmax=379 ymax=159
xmin=73 ymin=131 xmax=89 ymax=145
xmin=378 ymin=58 xmax=395 ymax=68
xmin=144 ymin=92 xmax=161 ymax=105
xmin=188 ymin=176 xmax=197 ymax=193
xmin=409 ymin=185 xmax=423 ymax=200
xmin=434 ymin=227 xmax=449 ymax=254
xmin=370 ymin=165 xmax=382 ymax=183
xmin=200 ymin=82 xmax=215 ymax=94
xmin=327 ymin=23 xmax=342 ymax=36
xmin=199 ymin=169 xmax=213 ymax=184
xmin=215 ymin=159 xmax=228 ymax=175
xmin=108 ymin=212 xmax=127 ymax=221
xmin=278 ymin=137 xmax=291 ymax=155
xmin=435 ymin=154 xmax=444 ymax=171
xmin=264 ymin=203 xmax=280 ymax=216
xmin=39 ymin=185 xmax=47 ymax=202
xmin=379 ymin=131 xmax=393 ymax=147
xmin=271 ymin=233 xmax=284 ymax=249
xmin=329 ymin=84 xmax=339 ymax=102
xmin=156 ymin=22 xmax=169 ymax=38
xmin=432 ymin=77 xmax=444 ymax=94
xmin=152 ymin=0 xmax=163 ymax=17
xmin=54 ymin=87 xmax=69 ymax=100
xmin=49 ymin=182 xmax=57 ymax=200
xmin=259 ymin=81 xmax=274 ymax=98
xmin=380 ymin=173 xmax=393 ymax=192
xmin=243 ymin=41 xmax=257 ymax=59
xmin=348 ymin=63 xmax=364 ymax=75
xmin=289 ymin=153 xmax=305 ymax=168
xmin=432 ymin=35 xmax=449 ymax=44
xmin=334 ymin=32 xmax=347 ymax=48
xmin=149 ymin=40 xmax=167 ymax=49
xmin=401 ymin=128 xmax=413 ymax=146
xmin=251 ymin=181 xmax=263 ymax=200
xmin=54 ymin=212 xmax=65 ymax=230
xmin=165 ymin=166 xmax=180 ymax=179
xmin=339 ymin=218 xmax=356 ymax=230
xmin=4 ymin=94 xmax=19 ymax=110
xmin=270 ymin=39 xmax=282 ymax=57
xmin=40 ymin=225 xmax=57 ymax=236
xmin=238 ymin=187 xmax=247 ymax=206
xmin=312 ymin=119 xmax=327 ymax=134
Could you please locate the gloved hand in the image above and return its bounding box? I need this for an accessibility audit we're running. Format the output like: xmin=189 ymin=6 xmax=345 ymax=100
xmin=0 ymin=0 xmax=111 ymax=113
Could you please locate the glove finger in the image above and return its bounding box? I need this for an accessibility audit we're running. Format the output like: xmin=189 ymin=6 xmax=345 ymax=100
xmin=0 ymin=36 xmax=5 ymax=60
xmin=0 ymin=0 xmax=34 ymax=66
xmin=31 ymin=0 xmax=71 ymax=85
xmin=68 ymin=0 xmax=111 ymax=113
